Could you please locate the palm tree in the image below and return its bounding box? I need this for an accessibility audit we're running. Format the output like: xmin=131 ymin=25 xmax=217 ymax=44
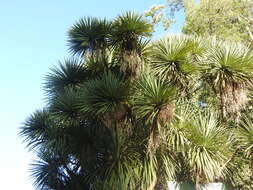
xmin=111 ymin=11 xmax=153 ymax=76
xmin=20 ymin=11 xmax=253 ymax=190
xmin=200 ymin=41 xmax=253 ymax=120
xmin=132 ymin=73 xmax=176 ymax=153
xmin=68 ymin=12 xmax=153 ymax=77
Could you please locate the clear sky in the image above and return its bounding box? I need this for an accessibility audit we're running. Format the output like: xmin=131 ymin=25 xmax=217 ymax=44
xmin=0 ymin=1 xmax=183 ymax=189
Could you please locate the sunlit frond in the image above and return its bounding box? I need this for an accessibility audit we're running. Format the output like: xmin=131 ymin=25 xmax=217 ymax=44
xmin=112 ymin=11 xmax=153 ymax=49
xmin=173 ymin=109 xmax=233 ymax=182
xmin=150 ymin=35 xmax=203 ymax=90
xmin=237 ymin=115 xmax=253 ymax=157
xmin=132 ymin=73 xmax=176 ymax=124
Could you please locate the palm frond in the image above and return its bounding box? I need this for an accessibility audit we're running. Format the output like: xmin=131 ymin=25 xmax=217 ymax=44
xmin=78 ymin=72 xmax=129 ymax=122
xmin=237 ymin=115 xmax=253 ymax=157
xmin=112 ymin=11 xmax=153 ymax=49
xmin=150 ymin=35 xmax=203 ymax=91
xmin=20 ymin=109 xmax=54 ymax=150
xmin=132 ymin=73 xmax=176 ymax=124
xmin=30 ymin=149 xmax=67 ymax=190
xmin=185 ymin=111 xmax=233 ymax=182
xmin=135 ymin=154 xmax=158 ymax=190
xmin=44 ymin=58 xmax=89 ymax=96
xmin=68 ymin=17 xmax=112 ymax=56
xmin=50 ymin=87 xmax=81 ymax=121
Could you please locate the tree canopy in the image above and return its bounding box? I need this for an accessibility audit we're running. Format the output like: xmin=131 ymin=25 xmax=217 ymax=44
xmin=145 ymin=0 xmax=253 ymax=44
xmin=20 ymin=9 xmax=253 ymax=190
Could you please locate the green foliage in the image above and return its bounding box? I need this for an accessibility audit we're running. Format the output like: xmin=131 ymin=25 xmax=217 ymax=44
xmin=150 ymin=35 xmax=203 ymax=91
xmin=112 ymin=11 xmax=153 ymax=51
xmin=20 ymin=109 xmax=54 ymax=150
xmin=237 ymin=115 xmax=253 ymax=157
xmin=44 ymin=58 xmax=89 ymax=96
xmin=201 ymin=42 xmax=253 ymax=87
xmin=182 ymin=0 xmax=253 ymax=44
xmin=20 ymin=10 xmax=253 ymax=190
xmin=145 ymin=0 xmax=253 ymax=44
xmin=68 ymin=17 xmax=112 ymax=56
xmin=78 ymin=72 xmax=129 ymax=119
xmin=184 ymin=112 xmax=232 ymax=182
xmin=132 ymin=73 xmax=176 ymax=123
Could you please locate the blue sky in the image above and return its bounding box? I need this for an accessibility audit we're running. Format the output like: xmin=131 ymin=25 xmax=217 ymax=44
xmin=0 ymin=1 xmax=183 ymax=189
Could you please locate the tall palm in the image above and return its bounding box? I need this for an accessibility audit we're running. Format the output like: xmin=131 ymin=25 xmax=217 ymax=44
xmin=112 ymin=12 xmax=153 ymax=76
xmin=200 ymin=41 xmax=253 ymax=120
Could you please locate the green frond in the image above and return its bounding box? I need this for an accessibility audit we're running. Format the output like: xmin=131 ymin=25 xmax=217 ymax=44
xmin=112 ymin=11 xmax=153 ymax=46
xmin=158 ymin=152 xmax=177 ymax=181
xmin=137 ymin=38 xmax=153 ymax=62
xmin=50 ymin=87 xmax=81 ymax=121
xmin=30 ymin=150 xmax=65 ymax=190
xmin=237 ymin=115 xmax=253 ymax=157
xmin=150 ymin=35 xmax=203 ymax=89
xmin=132 ymin=73 xmax=176 ymax=123
xmin=185 ymin=111 xmax=232 ymax=182
xmin=138 ymin=154 xmax=158 ymax=190
xmin=44 ymin=58 xmax=89 ymax=96
xmin=167 ymin=106 xmax=233 ymax=182
xmin=68 ymin=17 xmax=112 ymax=56
xmin=201 ymin=41 xmax=253 ymax=87
xmin=20 ymin=109 xmax=54 ymax=150
xmin=78 ymin=72 xmax=129 ymax=119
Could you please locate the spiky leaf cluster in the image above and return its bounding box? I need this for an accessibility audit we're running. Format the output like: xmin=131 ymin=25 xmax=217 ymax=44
xmin=20 ymin=11 xmax=253 ymax=190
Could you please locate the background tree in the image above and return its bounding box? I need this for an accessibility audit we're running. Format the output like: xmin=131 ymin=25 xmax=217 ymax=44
xmin=145 ymin=0 xmax=253 ymax=44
